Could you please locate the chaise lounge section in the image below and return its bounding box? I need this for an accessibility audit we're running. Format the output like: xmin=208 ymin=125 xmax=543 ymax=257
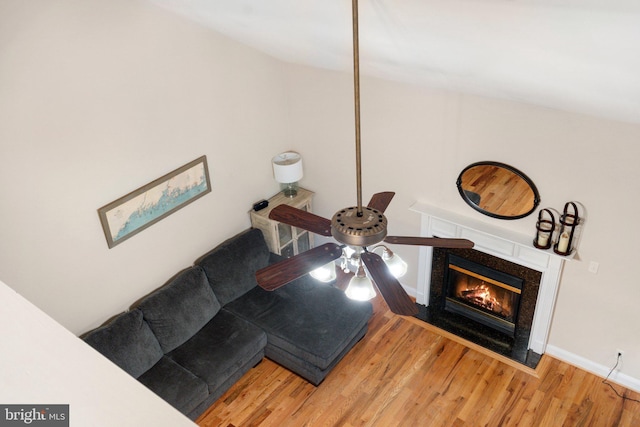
xmin=196 ymin=228 xmax=372 ymax=386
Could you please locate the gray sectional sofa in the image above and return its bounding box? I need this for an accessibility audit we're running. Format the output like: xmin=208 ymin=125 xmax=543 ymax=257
xmin=82 ymin=228 xmax=373 ymax=420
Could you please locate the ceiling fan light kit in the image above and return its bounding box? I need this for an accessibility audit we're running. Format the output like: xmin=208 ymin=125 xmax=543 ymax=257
xmin=254 ymin=0 xmax=474 ymax=317
xmin=345 ymin=264 xmax=377 ymax=301
xmin=377 ymin=246 xmax=408 ymax=278
xmin=272 ymin=151 xmax=303 ymax=198
xmin=309 ymin=262 xmax=338 ymax=283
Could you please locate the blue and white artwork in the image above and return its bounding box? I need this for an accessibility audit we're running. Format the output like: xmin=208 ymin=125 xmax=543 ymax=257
xmin=99 ymin=156 xmax=211 ymax=248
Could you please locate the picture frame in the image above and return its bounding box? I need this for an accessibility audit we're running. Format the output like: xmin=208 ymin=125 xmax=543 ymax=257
xmin=98 ymin=156 xmax=211 ymax=248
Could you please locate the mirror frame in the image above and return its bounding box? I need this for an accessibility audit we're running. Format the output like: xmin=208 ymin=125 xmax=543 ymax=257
xmin=456 ymin=161 xmax=540 ymax=220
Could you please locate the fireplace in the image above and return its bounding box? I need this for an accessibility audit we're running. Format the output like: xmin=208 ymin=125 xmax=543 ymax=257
xmin=417 ymin=246 xmax=543 ymax=368
xmin=444 ymin=254 xmax=523 ymax=337
xmin=412 ymin=203 xmax=568 ymax=369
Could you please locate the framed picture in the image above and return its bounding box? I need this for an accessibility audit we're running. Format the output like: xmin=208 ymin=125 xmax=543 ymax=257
xmin=98 ymin=156 xmax=211 ymax=248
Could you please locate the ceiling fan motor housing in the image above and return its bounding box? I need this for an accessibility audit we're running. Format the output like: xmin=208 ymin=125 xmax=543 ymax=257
xmin=331 ymin=206 xmax=388 ymax=247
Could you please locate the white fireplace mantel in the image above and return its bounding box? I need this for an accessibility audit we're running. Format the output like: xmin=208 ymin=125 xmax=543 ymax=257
xmin=411 ymin=202 xmax=566 ymax=355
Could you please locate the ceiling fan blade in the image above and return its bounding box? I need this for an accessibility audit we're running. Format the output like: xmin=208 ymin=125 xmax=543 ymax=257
xmin=360 ymin=252 xmax=418 ymax=316
xmin=367 ymin=192 xmax=395 ymax=213
xmin=385 ymin=236 xmax=474 ymax=249
xmin=256 ymin=243 xmax=343 ymax=291
xmin=268 ymin=204 xmax=332 ymax=236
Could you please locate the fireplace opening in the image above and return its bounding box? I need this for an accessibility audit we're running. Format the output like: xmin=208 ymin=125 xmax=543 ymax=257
xmin=444 ymin=254 xmax=523 ymax=337
xmin=415 ymin=245 xmax=543 ymax=368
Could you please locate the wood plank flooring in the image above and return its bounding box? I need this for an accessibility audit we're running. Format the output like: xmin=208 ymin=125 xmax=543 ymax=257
xmin=196 ymin=296 xmax=640 ymax=426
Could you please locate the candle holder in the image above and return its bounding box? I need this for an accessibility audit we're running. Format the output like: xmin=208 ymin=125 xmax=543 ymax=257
xmin=533 ymin=208 xmax=555 ymax=249
xmin=554 ymin=202 xmax=580 ymax=256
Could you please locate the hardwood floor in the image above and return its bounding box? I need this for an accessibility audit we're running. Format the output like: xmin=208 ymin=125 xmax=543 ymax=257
xmin=196 ymin=297 xmax=640 ymax=426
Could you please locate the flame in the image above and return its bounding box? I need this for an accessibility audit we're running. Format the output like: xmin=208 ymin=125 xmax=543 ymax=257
xmin=457 ymin=281 xmax=511 ymax=318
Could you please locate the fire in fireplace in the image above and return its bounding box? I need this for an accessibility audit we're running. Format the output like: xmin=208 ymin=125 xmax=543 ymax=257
xmin=444 ymin=254 xmax=523 ymax=337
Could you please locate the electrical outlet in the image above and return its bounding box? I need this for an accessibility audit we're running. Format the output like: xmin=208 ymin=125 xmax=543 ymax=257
xmin=588 ymin=261 xmax=599 ymax=274
xmin=614 ymin=349 xmax=624 ymax=371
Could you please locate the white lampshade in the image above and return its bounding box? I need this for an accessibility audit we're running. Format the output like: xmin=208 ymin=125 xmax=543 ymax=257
xmin=310 ymin=262 xmax=337 ymax=283
xmin=345 ymin=265 xmax=376 ymax=301
xmin=272 ymin=152 xmax=303 ymax=184
xmin=382 ymin=248 xmax=408 ymax=278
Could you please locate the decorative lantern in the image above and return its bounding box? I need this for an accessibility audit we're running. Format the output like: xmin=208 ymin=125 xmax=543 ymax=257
xmin=554 ymin=202 xmax=580 ymax=256
xmin=533 ymin=209 xmax=555 ymax=250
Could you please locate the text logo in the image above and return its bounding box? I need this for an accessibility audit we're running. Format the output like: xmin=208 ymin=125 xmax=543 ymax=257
xmin=0 ymin=405 xmax=68 ymax=426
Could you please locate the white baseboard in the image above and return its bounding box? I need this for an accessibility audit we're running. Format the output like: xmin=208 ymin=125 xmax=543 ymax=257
xmin=545 ymin=344 xmax=640 ymax=393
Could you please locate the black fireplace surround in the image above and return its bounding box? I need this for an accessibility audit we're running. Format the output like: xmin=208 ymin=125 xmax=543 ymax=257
xmin=415 ymin=246 xmax=543 ymax=368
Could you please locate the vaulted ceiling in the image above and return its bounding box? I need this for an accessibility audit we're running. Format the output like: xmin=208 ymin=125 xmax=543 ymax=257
xmin=148 ymin=0 xmax=640 ymax=124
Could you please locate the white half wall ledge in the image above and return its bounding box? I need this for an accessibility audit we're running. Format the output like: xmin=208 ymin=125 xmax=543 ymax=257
xmin=0 ymin=280 xmax=196 ymax=427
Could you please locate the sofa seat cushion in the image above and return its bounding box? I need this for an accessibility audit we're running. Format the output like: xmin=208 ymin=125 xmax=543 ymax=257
xmin=138 ymin=356 xmax=209 ymax=416
xmin=196 ymin=228 xmax=270 ymax=306
xmin=168 ymin=309 xmax=266 ymax=391
xmin=224 ymin=279 xmax=373 ymax=371
xmin=138 ymin=266 xmax=221 ymax=353
xmin=83 ymin=309 xmax=163 ymax=379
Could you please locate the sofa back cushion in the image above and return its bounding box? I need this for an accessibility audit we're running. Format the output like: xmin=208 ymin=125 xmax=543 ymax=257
xmin=196 ymin=228 xmax=270 ymax=306
xmin=83 ymin=309 xmax=163 ymax=379
xmin=138 ymin=266 xmax=221 ymax=353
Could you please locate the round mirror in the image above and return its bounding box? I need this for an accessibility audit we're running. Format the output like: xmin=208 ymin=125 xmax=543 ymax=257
xmin=456 ymin=161 xmax=540 ymax=220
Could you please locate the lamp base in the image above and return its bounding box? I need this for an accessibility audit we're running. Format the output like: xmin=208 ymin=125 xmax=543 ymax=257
xmin=280 ymin=182 xmax=299 ymax=198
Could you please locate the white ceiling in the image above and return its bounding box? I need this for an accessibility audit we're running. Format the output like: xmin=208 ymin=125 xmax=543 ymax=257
xmin=148 ymin=0 xmax=640 ymax=124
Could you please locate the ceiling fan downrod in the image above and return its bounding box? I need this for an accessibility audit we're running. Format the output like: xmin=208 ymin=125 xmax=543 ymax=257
xmin=352 ymin=0 xmax=363 ymax=217
xmin=328 ymin=0 xmax=390 ymax=248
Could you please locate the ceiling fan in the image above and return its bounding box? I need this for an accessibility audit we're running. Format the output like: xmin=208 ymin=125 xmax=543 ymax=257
xmin=255 ymin=0 xmax=474 ymax=316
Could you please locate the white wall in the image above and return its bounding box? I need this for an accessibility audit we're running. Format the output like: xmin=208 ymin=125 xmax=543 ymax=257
xmin=0 ymin=279 xmax=195 ymax=426
xmin=0 ymin=0 xmax=291 ymax=334
xmin=285 ymin=64 xmax=640 ymax=385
